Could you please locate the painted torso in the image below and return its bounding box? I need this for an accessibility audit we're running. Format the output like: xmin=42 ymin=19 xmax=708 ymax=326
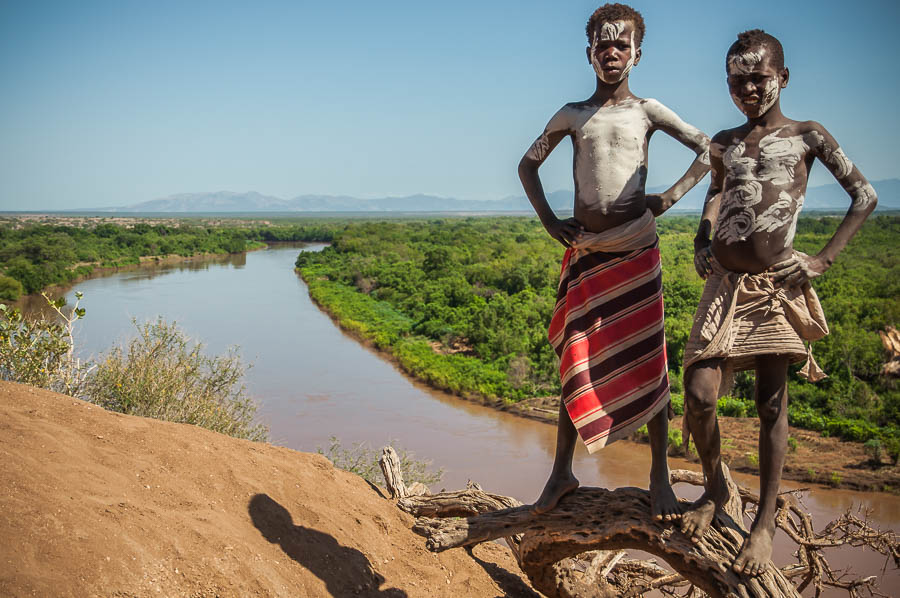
xmin=568 ymin=99 xmax=651 ymax=231
xmin=533 ymin=98 xmax=658 ymax=232
xmin=712 ymin=121 xmax=831 ymax=272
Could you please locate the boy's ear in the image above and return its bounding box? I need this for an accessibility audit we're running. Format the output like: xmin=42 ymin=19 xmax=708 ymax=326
xmin=585 ymin=44 xmax=592 ymax=64
xmin=780 ymin=67 xmax=790 ymax=88
xmin=633 ymin=46 xmax=642 ymax=66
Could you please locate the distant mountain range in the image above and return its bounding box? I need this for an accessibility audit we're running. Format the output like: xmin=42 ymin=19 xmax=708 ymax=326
xmin=88 ymin=179 xmax=898 ymax=213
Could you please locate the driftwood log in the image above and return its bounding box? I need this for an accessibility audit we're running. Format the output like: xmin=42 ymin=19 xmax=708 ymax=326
xmin=380 ymin=449 xmax=897 ymax=598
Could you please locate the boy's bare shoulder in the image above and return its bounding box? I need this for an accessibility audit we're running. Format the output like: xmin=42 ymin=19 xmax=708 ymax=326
xmin=634 ymin=97 xmax=670 ymax=119
xmin=710 ymin=128 xmax=740 ymax=147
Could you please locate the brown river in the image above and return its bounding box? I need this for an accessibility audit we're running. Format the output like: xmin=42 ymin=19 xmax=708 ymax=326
xmin=40 ymin=244 xmax=898 ymax=596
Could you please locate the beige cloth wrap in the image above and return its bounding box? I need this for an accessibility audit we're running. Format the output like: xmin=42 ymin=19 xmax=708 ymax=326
xmin=683 ymin=251 xmax=830 ymax=398
xmin=570 ymin=208 xmax=659 ymax=253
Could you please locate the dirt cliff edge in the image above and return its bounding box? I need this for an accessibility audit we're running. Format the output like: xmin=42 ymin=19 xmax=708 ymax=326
xmin=0 ymin=382 xmax=534 ymax=597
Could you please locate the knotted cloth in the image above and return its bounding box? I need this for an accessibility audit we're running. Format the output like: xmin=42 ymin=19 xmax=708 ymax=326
xmin=683 ymin=251 xmax=829 ymax=392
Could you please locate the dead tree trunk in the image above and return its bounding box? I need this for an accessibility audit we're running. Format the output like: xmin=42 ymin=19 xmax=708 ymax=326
xmin=409 ymin=464 xmax=799 ymax=598
xmin=384 ymin=447 xmax=896 ymax=598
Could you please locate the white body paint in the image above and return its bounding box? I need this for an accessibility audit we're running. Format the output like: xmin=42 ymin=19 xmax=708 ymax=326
xmin=848 ymin=181 xmax=876 ymax=211
xmin=525 ymin=98 xmax=707 ymax=216
xmin=716 ymin=127 xmax=813 ymax=249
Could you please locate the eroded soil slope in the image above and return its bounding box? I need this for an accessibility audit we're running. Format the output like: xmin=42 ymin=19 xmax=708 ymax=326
xmin=0 ymin=382 xmax=536 ymax=597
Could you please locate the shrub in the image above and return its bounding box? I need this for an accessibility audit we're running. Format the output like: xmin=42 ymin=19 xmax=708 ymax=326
xmin=885 ymin=437 xmax=900 ymax=465
xmin=667 ymin=428 xmax=684 ymax=454
xmin=317 ymin=436 xmax=443 ymax=487
xmin=87 ymin=318 xmax=267 ymax=441
xmin=863 ymin=438 xmax=884 ymax=466
xmin=0 ymin=293 xmax=92 ymax=396
xmin=632 ymin=424 xmax=650 ymax=442
xmin=718 ymin=396 xmax=751 ymax=418
xmin=0 ymin=275 xmax=24 ymax=301
xmin=787 ymin=437 xmax=799 ymax=453
xmin=829 ymin=471 xmax=843 ymax=487
xmin=669 ymin=393 xmax=684 ymax=416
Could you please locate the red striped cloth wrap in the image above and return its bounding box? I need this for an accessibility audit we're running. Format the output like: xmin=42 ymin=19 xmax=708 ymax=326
xmin=548 ymin=210 xmax=670 ymax=454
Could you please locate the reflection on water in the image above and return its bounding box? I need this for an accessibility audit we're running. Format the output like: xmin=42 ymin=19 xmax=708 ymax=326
xmin=55 ymin=243 xmax=899 ymax=596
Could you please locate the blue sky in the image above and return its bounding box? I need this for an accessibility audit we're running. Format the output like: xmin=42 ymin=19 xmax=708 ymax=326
xmin=1 ymin=0 xmax=898 ymax=210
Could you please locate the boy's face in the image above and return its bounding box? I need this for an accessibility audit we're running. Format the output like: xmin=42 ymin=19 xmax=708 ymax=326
xmin=726 ymin=46 xmax=788 ymax=118
xmin=588 ymin=20 xmax=641 ymax=84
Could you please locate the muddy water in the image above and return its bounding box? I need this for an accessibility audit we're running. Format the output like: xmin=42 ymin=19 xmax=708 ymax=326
xmin=55 ymin=244 xmax=898 ymax=595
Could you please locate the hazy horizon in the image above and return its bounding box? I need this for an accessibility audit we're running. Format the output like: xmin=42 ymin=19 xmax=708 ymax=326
xmin=2 ymin=0 xmax=898 ymax=210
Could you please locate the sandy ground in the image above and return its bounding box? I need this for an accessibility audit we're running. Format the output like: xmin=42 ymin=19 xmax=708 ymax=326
xmin=0 ymin=382 xmax=539 ymax=598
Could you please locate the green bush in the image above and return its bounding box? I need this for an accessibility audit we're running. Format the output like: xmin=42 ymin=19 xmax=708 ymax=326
xmin=885 ymin=437 xmax=900 ymax=465
xmin=718 ymin=396 xmax=752 ymax=418
xmin=87 ymin=318 xmax=267 ymax=441
xmin=787 ymin=437 xmax=799 ymax=453
xmin=863 ymin=438 xmax=884 ymax=465
xmin=0 ymin=294 xmax=90 ymax=396
xmin=0 ymin=275 xmax=24 ymax=301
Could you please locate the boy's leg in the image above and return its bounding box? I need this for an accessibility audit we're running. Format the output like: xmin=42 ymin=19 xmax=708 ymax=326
xmin=733 ymin=354 xmax=789 ymax=576
xmin=533 ymin=398 xmax=580 ymax=513
xmin=647 ymin=404 xmax=681 ymax=520
xmin=681 ymin=358 xmax=729 ymax=543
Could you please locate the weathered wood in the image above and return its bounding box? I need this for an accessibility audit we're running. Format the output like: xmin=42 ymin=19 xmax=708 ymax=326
xmin=383 ymin=447 xmax=896 ymax=597
xmin=411 ymin=464 xmax=801 ymax=598
xmin=378 ymin=446 xmax=408 ymax=499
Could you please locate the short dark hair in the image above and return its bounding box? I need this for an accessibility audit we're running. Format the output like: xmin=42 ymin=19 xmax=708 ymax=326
xmin=726 ymin=29 xmax=784 ymax=70
xmin=586 ymin=3 xmax=645 ymax=47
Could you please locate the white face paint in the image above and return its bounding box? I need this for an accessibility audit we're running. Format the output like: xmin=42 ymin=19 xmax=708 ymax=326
xmin=727 ymin=49 xmax=781 ymax=118
xmin=599 ymin=21 xmax=625 ymax=41
xmin=758 ymin=76 xmax=780 ymax=114
xmin=727 ymin=51 xmax=763 ymax=76
xmin=590 ymin=21 xmax=636 ymax=84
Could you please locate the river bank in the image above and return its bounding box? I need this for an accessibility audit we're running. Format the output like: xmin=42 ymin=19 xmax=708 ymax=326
xmin=302 ymin=274 xmax=900 ymax=494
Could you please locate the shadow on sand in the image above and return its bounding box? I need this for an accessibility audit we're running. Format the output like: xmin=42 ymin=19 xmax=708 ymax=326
xmin=249 ymin=493 xmax=407 ymax=597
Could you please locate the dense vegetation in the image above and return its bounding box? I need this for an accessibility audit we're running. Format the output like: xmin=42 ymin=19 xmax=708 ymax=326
xmin=296 ymin=215 xmax=900 ymax=452
xmin=0 ymin=219 xmax=339 ymax=300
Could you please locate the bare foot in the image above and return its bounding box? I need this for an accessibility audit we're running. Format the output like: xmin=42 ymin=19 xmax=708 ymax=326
xmin=732 ymin=525 xmax=774 ymax=576
xmin=680 ymin=474 xmax=728 ymax=543
xmin=680 ymin=494 xmax=718 ymax=543
xmin=649 ymin=476 xmax=682 ymax=521
xmin=532 ymin=473 xmax=579 ymax=514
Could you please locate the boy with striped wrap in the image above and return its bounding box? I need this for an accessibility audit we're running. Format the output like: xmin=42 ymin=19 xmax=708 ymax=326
xmin=518 ymin=3 xmax=710 ymax=517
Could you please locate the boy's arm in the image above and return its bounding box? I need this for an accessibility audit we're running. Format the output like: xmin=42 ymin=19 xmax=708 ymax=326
xmin=771 ymin=123 xmax=878 ymax=288
xmin=518 ymin=107 xmax=582 ymax=247
xmin=693 ymin=139 xmax=725 ymax=279
xmin=643 ymin=99 xmax=711 ymax=216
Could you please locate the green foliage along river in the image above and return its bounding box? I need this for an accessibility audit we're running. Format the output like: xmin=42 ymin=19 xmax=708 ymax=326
xmin=1 ymin=214 xmax=897 ymax=453
xmin=295 ymin=215 xmax=900 ymax=452
xmin=0 ymin=218 xmax=337 ymax=299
